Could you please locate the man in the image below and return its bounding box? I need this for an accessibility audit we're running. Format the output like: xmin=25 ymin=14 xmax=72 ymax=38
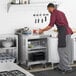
xmin=36 ymin=3 xmax=73 ymax=72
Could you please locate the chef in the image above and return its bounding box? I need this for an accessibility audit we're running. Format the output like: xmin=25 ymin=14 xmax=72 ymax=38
xmin=35 ymin=3 xmax=73 ymax=73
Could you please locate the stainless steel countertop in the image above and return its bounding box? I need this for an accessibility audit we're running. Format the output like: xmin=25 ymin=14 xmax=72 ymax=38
xmin=19 ymin=34 xmax=50 ymax=39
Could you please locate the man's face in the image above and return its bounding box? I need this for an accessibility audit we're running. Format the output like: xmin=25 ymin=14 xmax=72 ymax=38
xmin=47 ymin=7 xmax=54 ymax=13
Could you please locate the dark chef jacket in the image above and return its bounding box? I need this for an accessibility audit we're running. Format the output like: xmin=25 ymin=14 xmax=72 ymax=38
xmin=48 ymin=9 xmax=73 ymax=48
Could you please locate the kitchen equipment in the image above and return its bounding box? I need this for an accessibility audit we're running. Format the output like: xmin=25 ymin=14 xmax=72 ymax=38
xmin=47 ymin=37 xmax=59 ymax=68
xmin=11 ymin=0 xmax=20 ymax=4
xmin=20 ymin=0 xmax=29 ymax=4
xmin=38 ymin=18 xmax=40 ymax=23
xmin=0 ymin=53 xmax=15 ymax=63
xmin=0 ymin=35 xmax=18 ymax=64
xmin=2 ymin=40 xmax=13 ymax=48
xmin=0 ymin=63 xmax=33 ymax=76
xmin=45 ymin=16 xmax=47 ymax=22
xmin=0 ymin=71 xmax=13 ymax=76
xmin=29 ymin=52 xmax=45 ymax=61
xmin=11 ymin=0 xmax=29 ymax=4
xmin=72 ymin=37 xmax=76 ymax=61
xmin=41 ymin=19 xmax=43 ymax=23
xmin=24 ymin=27 xmax=29 ymax=32
xmin=33 ymin=13 xmax=49 ymax=24
xmin=18 ymin=34 xmax=48 ymax=68
xmin=48 ymin=37 xmax=59 ymax=63
xmin=10 ymin=70 xmax=26 ymax=76
xmin=28 ymin=44 xmax=34 ymax=48
xmin=16 ymin=27 xmax=31 ymax=35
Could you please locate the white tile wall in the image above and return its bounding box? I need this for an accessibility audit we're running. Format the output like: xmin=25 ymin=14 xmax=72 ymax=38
xmin=0 ymin=0 xmax=76 ymax=34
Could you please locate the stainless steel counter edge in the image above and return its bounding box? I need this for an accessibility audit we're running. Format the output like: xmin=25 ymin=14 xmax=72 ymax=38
xmin=18 ymin=34 xmax=50 ymax=39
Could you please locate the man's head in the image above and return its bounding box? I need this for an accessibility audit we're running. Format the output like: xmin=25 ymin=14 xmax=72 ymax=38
xmin=47 ymin=3 xmax=55 ymax=13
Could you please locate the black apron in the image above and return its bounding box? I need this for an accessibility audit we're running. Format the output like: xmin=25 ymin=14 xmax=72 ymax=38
xmin=56 ymin=25 xmax=67 ymax=48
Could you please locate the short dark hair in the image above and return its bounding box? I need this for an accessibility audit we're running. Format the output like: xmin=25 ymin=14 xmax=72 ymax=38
xmin=47 ymin=3 xmax=55 ymax=8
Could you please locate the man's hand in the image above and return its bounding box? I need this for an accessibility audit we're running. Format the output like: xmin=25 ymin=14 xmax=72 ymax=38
xmin=33 ymin=29 xmax=44 ymax=34
xmin=72 ymin=29 xmax=76 ymax=33
xmin=38 ymin=26 xmax=52 ymax=34
xmin=38 ymin=29 xmax=44 ymax=34
xmin=33 ymin=25 xmax=52 ymax=34
xmin=73 ymin=31 xmax=76 ymax=33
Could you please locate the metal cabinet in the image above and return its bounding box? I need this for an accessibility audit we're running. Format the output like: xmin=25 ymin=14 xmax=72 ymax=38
xmin=72 ymin=38 xmax=76 ymax=61
xmin=47 ymin=37 xmax=59 ymax=63
xmin=18 ymin=35 xmax=48 ymax=68
xmin=0 ymin=35 xmax=18 ymax=64
xmin=48 ymin=37 xmax=74 ymax=67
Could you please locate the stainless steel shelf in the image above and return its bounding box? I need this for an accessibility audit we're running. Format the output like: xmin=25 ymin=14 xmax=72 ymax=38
xmin=28 ymin=46 xmax=47 ymax=50
xmin=28 ymin=50 xmax=46 ymax=53
xmin=28 ymin=60 xmax=47 ymax=65
xmin=0 ymin=35 xmax=18 ymax=64
xmin=0 ymin=47 xmax=17 ymax=50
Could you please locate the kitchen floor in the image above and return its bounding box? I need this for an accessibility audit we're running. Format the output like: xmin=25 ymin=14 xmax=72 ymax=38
xmin=32 ymin=68 xmax=76 ymax=76
xmin=19 ymin=63 xmax=56 ymax=72
xmin=19 ymin=63 xmax=76 ymax=76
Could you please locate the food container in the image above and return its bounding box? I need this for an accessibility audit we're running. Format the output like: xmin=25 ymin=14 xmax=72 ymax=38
xmin=2 ymin=40 xmax=13 ymax=48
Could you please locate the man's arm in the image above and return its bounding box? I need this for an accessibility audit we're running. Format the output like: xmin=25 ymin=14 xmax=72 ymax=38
xmin=39 ymin=25 xmax=52 ymax=34
xmin=38 ymin=13 xmax=56 ymax=34
xmin=42 ymin=25 xmax=52 ymax=31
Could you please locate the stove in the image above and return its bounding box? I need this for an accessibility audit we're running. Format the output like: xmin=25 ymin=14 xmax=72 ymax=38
xmin=10 ymin=70 xmax=26 ymax=76
xmin=0 ymin=70 xmax=26 ymax=76
xmin=0 ymin=71 xmax=13 ymax=76
xmin=0 ymin=63 xmax=33 ymax=76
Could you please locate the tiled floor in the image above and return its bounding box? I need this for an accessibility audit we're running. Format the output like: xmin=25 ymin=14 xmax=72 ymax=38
xmin=19 ymin=63 xmax=54 ymax=72
xmin=20 ymin=63 xmax=76 ymax=71
xmin=19 ymin=64 xmax=76 ymax=76
xmin=32 ymin=68 xmax=76 ymax=76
